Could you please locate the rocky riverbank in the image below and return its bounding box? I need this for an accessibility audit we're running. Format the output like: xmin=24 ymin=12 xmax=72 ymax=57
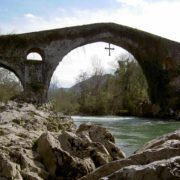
xmin=0 ymin=101 xmax=125 ymax=179
xmin=0 ymin=101 xmax=179 ymax=179
xmin=81 ymin=129 xmax=180 ymax=179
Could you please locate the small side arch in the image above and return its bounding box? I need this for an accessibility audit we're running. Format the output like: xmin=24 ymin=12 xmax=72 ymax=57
xmin=26 ymin=48 xmax=45 ymax=61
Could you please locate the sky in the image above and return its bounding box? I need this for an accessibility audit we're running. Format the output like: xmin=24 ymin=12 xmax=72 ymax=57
xmin=1 ymin=0 xmax=180 ymax=87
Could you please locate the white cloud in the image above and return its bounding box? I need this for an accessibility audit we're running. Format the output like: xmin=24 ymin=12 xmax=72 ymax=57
xmin=24 ymin=13 xmax=36 ymax=19
xmin=24 ymin=13 xmax=40 ymax=22
xmin=116 ymin=0 xmax=146 ymax=7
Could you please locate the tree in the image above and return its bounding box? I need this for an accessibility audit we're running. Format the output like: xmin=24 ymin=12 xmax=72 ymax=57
xmin=75 ymin=57 xmax=108 ymax=115
xmin=112 ymin=54 xmax=149 ymax=114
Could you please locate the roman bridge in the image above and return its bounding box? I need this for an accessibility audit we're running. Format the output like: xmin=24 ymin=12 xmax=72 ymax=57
xmin=0 ymin=23 xmax=180 ymax=112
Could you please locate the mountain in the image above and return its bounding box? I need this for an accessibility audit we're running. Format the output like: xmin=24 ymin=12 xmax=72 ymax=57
xmin=49 ymin=74 xmax=113 ymax=95
xmin=69 ymin=74 xmax=113 ymax=94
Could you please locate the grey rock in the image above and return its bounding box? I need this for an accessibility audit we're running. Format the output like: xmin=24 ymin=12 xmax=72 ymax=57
xmin=135 ymin=129 xmax=180 ymax=153
xmin=80 ymin=129 xmax=180 ymax=180
xmin=37 ymin=132 xmax=95 ymax=179
xmin=102 ymin=156 xmax=180 ymax=180
xmin=0 ymin=154 xmax=22 ymax=179
xmin=76 ymin=124 xmax=126 ymax=160
xmin=37 ymin=132 xmax=59 ymax=176
xmin=0 ymin=101 xmax=76 ymax=180
xmin=21 ymin=171 xmax=44 ymax=180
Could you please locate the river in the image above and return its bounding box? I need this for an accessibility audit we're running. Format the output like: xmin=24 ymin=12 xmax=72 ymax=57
xmin=72 ymin=116 xmax=180 ymax=157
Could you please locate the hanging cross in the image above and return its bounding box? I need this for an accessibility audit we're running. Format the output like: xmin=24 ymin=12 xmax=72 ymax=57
xmin=105 ymin=43 xmax=115 ymax=56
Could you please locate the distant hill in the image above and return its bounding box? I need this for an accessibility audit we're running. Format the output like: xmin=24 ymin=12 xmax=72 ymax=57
xmin=70 ymin=74 xmax=113 ymax=93
xmin=49 ymin=74 xmax=113 ymax=95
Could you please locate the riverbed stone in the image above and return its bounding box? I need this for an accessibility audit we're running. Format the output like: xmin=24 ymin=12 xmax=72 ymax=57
xmin=76 ymin=123 xmax=126 ymax=160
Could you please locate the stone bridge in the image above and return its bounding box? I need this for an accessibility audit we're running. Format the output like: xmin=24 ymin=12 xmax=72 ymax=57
xmin=0 ymin=23 xmax=180 ymax=112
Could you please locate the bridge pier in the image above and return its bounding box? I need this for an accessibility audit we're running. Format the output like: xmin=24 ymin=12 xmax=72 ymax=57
xmin=17 ymin=61 xmax=51 ymax=104
xmin=23 ymin=82 xmax=48 ymax=104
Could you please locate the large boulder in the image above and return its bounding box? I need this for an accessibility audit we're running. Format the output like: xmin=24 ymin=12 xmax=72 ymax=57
xmin=36 ymin=124 xmax=125 ymax=179
xmin=36 ymin=132 xmax=95 ymax=179
xmin=135 ymin=129 xmax=180 ymax=153
xmin=76 ymin=124 xmax=125 ymax=160
xmin=80 ymin=129 xmax=180 ymax=180
xmin=102 ymin=156 xmax=180 ymax=180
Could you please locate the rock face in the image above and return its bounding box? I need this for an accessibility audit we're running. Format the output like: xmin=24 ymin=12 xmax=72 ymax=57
xmin=0 ymin=101 xmax=124 ymax=180
xmin=81 ymin=129 xmax=180 ymax=180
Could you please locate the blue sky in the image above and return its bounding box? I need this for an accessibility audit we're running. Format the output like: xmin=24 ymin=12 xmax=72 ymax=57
xmin=0 ymin=0 xmax=118 ymax=22
xmin=0 ymin=0 xmax=174 ymax=21
xmin=1 ymin=0 xmax=180 ymax=87
xmin=1 ymin=0 xmax=179 ymax=39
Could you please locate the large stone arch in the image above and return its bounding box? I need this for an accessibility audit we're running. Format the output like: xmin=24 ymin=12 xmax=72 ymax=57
xmin=49 ymin=41 xmax=150 ymax=95
xmin=45 ymin=24 xmax=177 ymax=109
xmin=0 ymin=23 xmax=179 ymax=110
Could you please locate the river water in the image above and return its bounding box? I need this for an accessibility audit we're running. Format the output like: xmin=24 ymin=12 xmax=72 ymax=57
xmin=72 ymin=116 xmax=180 ymax=157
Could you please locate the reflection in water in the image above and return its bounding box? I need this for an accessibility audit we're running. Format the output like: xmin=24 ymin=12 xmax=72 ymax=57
xmin=72 ymin=116 xmax=180 ymax=157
